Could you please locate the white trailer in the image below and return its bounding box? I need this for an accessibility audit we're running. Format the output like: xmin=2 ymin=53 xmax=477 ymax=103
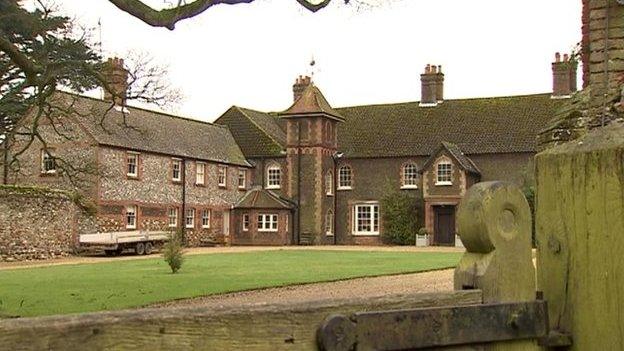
xmin=79 ymin=231 xmax=170 ymax=256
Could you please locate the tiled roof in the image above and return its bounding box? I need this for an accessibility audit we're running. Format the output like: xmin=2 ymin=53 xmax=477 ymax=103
xmin=280 ymin=84 xmax=344 ymax=121
xmin=214 ymin=106 xmax=285 ymax=158
xmin=234 ymin=187 xmax=294 ymax=209
xmin=335 ymin=93 xmax=566 ymax=157
xmin=59 ymin=93 xmax=250 ymax=166
xmin=421 ymin=142 xmax=481 ymax=175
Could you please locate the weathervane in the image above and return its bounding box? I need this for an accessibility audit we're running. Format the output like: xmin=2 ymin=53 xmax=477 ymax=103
xmin=308 ymin=55 xmax=317 ymax=80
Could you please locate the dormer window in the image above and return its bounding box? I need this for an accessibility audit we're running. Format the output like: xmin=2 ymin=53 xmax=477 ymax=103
xmin=436 ymin=161 xmax=453 ymax=186
xmin=266 ymin=164 xmax=281 ymax=189
xmin=401 ymin=163 xmax=419 ymax=189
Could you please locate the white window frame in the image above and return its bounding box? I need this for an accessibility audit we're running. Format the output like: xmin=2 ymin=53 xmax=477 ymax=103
xmin=436 ymin=161 xmax=453 ymax=186
xmin=238 ymin=169 xmax=246 ymax=189
xmin=338 ymin=166 xmax=353 ymax=190
xmin=196 ymin=162 xmax=205 ymax=185
xmin=126 ymin=205 xmax=137 ymax=230
xmin=326 ymin=210 xmax=334 ymax=236
xmin=41 ymin=149 xmax=56 ymax=174
xmin=326 ymin=171 xmax=334 ymax=196
xmin=201 ymin=209 xmax=211 ymax=229
xmin=185 ymin=208 xmax=195 ymax=228
xmin=266 ymin=164 xmax=281 ymax=189
xmin=258 ymin=214 xmax=278 ymax=232
xmin=172 ymin=158 xmax=182 ymax=182
xmin=242 ymin=214 xmax=250 ymax=231
xmin=126 ymin=152 xmax=139 ymax=178
xmin=352 ymin=202 xmax=380 ymax=236
xmin=401 ymin=163 xmax=419 ymax=189
xmin=218 ymin=165 xmax=227 ymax=187
xmin=168 ymin=208 xmax=178 ymax=228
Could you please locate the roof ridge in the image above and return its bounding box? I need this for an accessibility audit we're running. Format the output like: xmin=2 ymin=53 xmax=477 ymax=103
xmin=234 ymin=106 xmax=285 ymax=148
xmin=335 ymin=92 xmax=554 ymax=110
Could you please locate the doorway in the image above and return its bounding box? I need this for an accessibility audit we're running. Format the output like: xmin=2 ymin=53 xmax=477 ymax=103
xmin=433 ymin=205 xmax=456 ymax=246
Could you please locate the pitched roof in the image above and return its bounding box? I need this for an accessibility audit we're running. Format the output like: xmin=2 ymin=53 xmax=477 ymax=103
xmin=57 ymin=93 xmax=250 ymax=166
xmin=421 ymin=142 xmax=481 ymax=175
xmin=280 ymin=84 xmax=344 ymax=121
xmin=214 ymin=106 xmax=285 ymax=158
xmin=234 ymin=187 xmax=295 ymax=209
xmin=335 ymin=93 xmax=566 ymax=157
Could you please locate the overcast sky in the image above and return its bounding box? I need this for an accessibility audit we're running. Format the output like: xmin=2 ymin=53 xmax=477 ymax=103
xmin=55 ymin=0 xmax=582 ymax=122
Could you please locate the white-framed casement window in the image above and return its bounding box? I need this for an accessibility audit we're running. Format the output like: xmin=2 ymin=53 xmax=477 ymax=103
xmin=126 ymin=205 xmax=137 ymax=230
xmin=325 ymin=210 xmax=334 ymax=236
xmin=126 ymin=152 xmax=139 ymax=178
xmin=196 ymin=162 xmax=205 ymax=185
xmin=258 ymin=214 xmax=278 ymax=232
xmin=338 ymin=165 xmax=353 ymax=190
xmin=201 ymin=209 xmax=211 ymax=229
xmin=266 ymin=164 xmax=281 ymax=189
xmin=352 ymin=203 xmax=380 ymax=235
xmin=238 ymin=169 xmax=246 ymax=189
xmin=436 ymin=161 xmax=453 ymax=186
xmin=185 ymin=208 xmax=195 ymax=228
xmin=218 ymin=165 xmax=227 ymax=187
xmin=242 ymin=214 xmax=250 ymax=231
xmin=172 ymin=158 xmax=182 ymax=182
xmin=326 ymin=171 xmax=334 ymax=196
xmin=402 ymin=163 xmax=419 ymax=189
xmin=168 ymin=208 xmax=178 ymax=228
xmin=40 ymin=148 xmax=56 ymax=174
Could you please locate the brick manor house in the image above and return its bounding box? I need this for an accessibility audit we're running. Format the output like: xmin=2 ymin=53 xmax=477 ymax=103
xmin=2 ymin=54 xmax=577 ymax=246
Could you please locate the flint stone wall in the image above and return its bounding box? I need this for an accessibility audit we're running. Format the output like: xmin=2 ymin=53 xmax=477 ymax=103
xmin=0 ymin=186 xmax=93 ymax=261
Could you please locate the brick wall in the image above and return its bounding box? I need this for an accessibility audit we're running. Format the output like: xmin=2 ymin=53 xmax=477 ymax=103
xmin=231 ymin=209 xmax=291 ymax=245
xmin=0 ymin=186 xmax=95 ymax=261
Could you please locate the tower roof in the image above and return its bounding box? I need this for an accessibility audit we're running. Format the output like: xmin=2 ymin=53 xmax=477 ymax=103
xmin=280 ymin=84 xmax=344 ymax=121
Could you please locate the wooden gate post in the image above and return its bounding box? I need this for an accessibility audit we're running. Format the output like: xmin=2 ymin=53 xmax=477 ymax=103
xmin=536 ymin=123 xmax=624 ymax=350
xmin=454 ymin=181 xmax=539 ymax=350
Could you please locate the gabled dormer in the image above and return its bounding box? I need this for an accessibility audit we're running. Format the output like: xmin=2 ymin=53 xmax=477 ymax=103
xmin=420 ymin=142 xmax=481 ymax=199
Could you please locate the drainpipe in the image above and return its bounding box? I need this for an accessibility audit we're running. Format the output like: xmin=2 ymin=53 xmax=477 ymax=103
xmin=331 ymin=153 xmax=339 ymax=245
xmin=180 ymin=158 xmax=187 ymax=245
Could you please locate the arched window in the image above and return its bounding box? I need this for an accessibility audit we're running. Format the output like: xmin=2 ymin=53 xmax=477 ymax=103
xmin=402 ymin=163 xmax=419 ymax=188
xmin=436 ymin=161 xmax=453 ymax=185
xmin=338 ymin=165 xmax=353 ymax=190
xmin=326 ymin=170 xmax=334 ymax=196
xmin=325 ymin=210 xmax=334 ymax=236
xmin=266 ymin=163 xmax=282 ymax=189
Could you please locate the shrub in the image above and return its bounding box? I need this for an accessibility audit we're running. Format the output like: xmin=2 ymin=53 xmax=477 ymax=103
xmin=380 ymin=185 xmax=421 ymax=245
xmin=163 ymin=230 xmax=185 ymax=274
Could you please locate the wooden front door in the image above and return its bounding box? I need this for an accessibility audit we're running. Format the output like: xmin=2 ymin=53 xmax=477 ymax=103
xmin=434 ymin=205 xmax=456 ymax=246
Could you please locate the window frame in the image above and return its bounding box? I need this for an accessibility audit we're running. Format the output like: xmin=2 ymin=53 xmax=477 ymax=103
xmin=326 ymin=170 xmax=334 ymax=196
xmin=242 ymin=214 xmax=250 ymax=231
xmin=352 ymin=202 xmax=380 ymax=236
xmin=172 ymin=158 xmax=182 ymax=182
xmin=401 ymin=163 xmax=419 ymax=189
xmin=40 ymin=148 xmax=57 ymax=175
xmin=238 ymin=168 xmax=247 ymax=190
xmin=218 ymin=165 xmax=227 ymax=188
xmin=196 ymin=162 xmax=206 ymax=185
xmin=126 ymin=152 xmax=139 ymax=178
xmin=201 ymin=209 xmax=211 ymax=229
xmin=266 ymin=164 xmax=282 ymax=190
xmin=325 ymin=210 xmax=334 ymax=236
xmin=126 ymin=205 xmax=137 ymax=230
xmin=257 ymin=213 xmax=278 ymax=232
xmin=435 ymin=161 xmax=453 ymax=186
xmin=338 ymin=165 xmax=353 ymax=190
xmin=168 ymin=208 xmax=178 ymax=228
xmin=185 ymin=208 xmax=195 ymax=229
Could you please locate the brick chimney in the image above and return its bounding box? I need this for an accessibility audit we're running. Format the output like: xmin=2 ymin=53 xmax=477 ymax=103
xmin=293 ymin=75 xmax=312 ymax=102
xmin=420 ymin=64 xmax=443 ymax=106
xmin=552 ymin=52 xmax=578 ymax=99
xmin=102 ymin=57 xmax=128 ymax=106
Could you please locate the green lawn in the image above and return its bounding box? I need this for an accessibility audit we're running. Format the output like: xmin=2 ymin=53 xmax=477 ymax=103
xmin=0 ymin=250 xmax=461 ymax=318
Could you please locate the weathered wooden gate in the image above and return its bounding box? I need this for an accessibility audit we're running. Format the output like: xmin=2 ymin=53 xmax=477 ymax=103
xmin=1 ymin=130 xmax=623 ymax=350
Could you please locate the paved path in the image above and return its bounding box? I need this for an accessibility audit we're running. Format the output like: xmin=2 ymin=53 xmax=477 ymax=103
xmin=0 ymin=246 xmax=463 ymax=270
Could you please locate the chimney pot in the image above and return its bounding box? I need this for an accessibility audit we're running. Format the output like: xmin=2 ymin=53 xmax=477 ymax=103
xmin=420 ymin=62 xmax=444 ymax=106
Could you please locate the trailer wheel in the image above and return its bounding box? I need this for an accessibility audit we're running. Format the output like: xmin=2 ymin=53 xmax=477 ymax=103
xmin=145 ymin=242 xmax=153 ymax=255
xmin=135 ymin=242 xmax=146 ymax=255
